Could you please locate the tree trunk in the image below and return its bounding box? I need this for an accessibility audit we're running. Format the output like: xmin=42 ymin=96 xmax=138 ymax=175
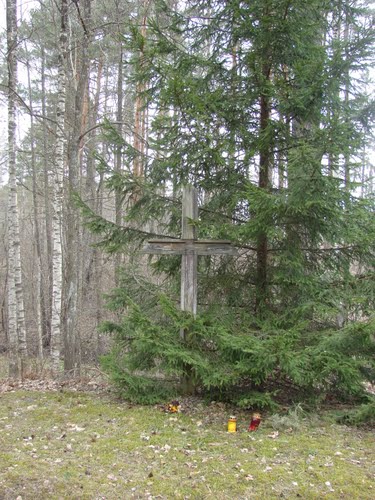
xmin=133 ymin=0 xmax=150 ymax=181
xmin=255 ymin=60 xmax=272 ymax=313
xmin=84 ymin=55 xmax=105 ymax=359
xmin=63 ymin=0 xmax=91 ymax=375
xmin=41 ymin=46 xmax=53 ymax=348
xmin=114 ymin=45 xmax=124 ymax=284
xmin=343 ymin=8 xmax=350 ymax=195
xmin=7 ymin=0 xmax=27 ymax=377
xmin=51 ymin=0 xmax=68 ymax=375
xmin=26 ymin=52 xmax=44 ymax=360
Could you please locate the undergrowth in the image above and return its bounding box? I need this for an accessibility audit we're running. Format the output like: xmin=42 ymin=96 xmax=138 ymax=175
xmin=101 ymin=293 xmax=375 ymax=411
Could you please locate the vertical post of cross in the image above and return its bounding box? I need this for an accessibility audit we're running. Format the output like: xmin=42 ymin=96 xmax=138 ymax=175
xmin=142 ymin=184 xmax=237 ymax=394
xmin=180 ymin=185 xmax=198 ymax=338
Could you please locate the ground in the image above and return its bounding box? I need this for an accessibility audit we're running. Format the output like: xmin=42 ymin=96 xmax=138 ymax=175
xmin=0 ymin=380 xmax=374 ymax=499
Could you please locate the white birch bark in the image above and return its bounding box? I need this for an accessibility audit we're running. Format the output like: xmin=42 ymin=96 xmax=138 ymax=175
xmin=41 ymin=46 xmax=53 ymax=346
xmin=50 ymin=0 xmax=68 ymax=374
xmin=7 ymin=0 xmax=27 ymax=376
xmin=14 ymin=179 xmax=27 ymax=369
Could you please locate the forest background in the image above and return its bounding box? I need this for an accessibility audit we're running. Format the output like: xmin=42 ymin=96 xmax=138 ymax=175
xmin=0 ymin=0 xmax=374 ymax=416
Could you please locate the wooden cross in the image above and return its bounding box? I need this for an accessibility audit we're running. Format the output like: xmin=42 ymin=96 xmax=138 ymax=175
xmin=142 ymin=185 xmax=237 ymax=331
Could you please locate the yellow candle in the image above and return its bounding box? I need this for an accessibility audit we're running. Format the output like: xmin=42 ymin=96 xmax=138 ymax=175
xmin=227 ymin=416 xmax=237 ymax=432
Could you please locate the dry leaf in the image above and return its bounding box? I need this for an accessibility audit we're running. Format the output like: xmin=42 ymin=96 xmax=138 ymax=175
xmin=267 ymin=431 xmax=279 ymax=439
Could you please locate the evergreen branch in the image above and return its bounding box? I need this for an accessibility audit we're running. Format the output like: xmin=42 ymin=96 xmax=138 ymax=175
xmin=266 ymin=245 xmax=365 ymax=254
xmin=78 ymin=195 xmax=180 ymax=243
xmin=78 ymin=121 xmax=133 ymax=142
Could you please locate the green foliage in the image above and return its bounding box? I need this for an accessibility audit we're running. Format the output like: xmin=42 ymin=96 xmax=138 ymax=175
xmin=101 ymin=283 xmax=374 ymax=406
xmin=336 ymin=398 xmax=375 ymax=427
xmin=235 ymin=392 xmax=278 ymax=412
xmin=101 ymin=350 xmax=175 ymax=404
xmin=79 ymin=0 xmax=375 ymax=408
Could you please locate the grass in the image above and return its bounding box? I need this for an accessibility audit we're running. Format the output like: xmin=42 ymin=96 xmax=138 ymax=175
xmin=0 ymin=390 xmax=374 ymax=499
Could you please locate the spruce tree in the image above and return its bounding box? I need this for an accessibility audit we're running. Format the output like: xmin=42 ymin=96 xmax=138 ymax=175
xmin=82 ymin=0 xmax=375 ymax=407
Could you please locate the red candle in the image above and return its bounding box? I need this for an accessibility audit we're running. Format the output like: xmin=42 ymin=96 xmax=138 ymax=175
xmin=248 ymin=412 xmax=261 ymax=431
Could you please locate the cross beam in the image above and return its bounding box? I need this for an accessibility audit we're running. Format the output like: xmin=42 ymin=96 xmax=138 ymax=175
xmin=142 ymin=240 xmax=235 ymax=256
xmin=142 ymin=186 xmax=237 ymax=321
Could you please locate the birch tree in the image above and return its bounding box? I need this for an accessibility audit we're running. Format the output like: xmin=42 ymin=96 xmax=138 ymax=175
xmin=50 ymin=0 xmax=68 ymax=374
xmin=6 ymin=0 xmax=27 ymax=376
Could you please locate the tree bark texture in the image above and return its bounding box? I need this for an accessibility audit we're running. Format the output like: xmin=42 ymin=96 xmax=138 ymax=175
xmin=26 ymin=52 xmax=44 ymax=360
xmin=133 ymin=0 xmax=150 ymax=181
xmin=114 ymin=46 xmax=124 ymax=284
xmin=51 ymin=0 xmax=68 ymax=375
xmin=7 ymin=0 xmax=27 ymax=377
xmin=63 ymin=0 xmax=91 ymax=375
xmin=255 ymin=57 xmax=272 ymax=313
xmin=41 ymin=46 xmax=53 ymax=348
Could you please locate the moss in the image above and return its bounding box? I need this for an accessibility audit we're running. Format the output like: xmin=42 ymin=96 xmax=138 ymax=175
xmin=0 ymin=391 xmax=374 ymax=499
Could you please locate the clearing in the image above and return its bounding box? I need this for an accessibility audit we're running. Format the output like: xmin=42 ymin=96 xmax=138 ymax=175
xmin=0 ymin=387 xmax=374 ymax=499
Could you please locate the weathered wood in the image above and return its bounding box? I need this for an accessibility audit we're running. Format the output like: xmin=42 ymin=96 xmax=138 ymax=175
xmin=142 ymin=240 xmax=236 ymax=255
xmin=142 ymin=185 xmax=237 ymax=318
xmin=181 ymin=186 xmax=198 ymax=318
xmin=146 ymin=239 xmax=233 ymax=244
xmin=142 ymin=185 xmax=236 ymax=394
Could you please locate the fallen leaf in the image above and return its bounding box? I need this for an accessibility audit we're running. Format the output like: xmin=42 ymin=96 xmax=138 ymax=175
xmin=325 ymin=481 xmax=334 ymax=492
xmin=267 ymin=431 xmax=279 ymax=439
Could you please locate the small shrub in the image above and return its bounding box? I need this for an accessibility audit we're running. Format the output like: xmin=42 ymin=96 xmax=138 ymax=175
xmin=235 ymin=391 xmax=279 ymax=412
xmin=336 ymin=398 xmax=375 ymax=427
xmin=268 ymin=404 xmax=307 ymax=431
